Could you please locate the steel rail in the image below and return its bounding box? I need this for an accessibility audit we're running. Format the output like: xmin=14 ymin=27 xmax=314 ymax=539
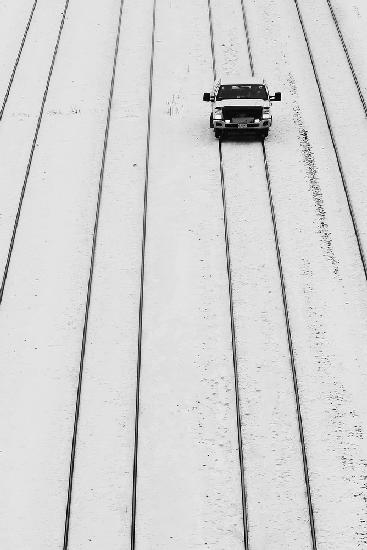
xmin=207 ymin=0 xmax=217 ymax=80
xmin=207 ymin=1 xmax=249 ymax=547
xmin=130 ymin=0 xmax=157 ymax=547
xmin=0 ymin=0 xmax=39 ymax=122
xmin=218 ymin=142 xmax=250 ymax=550
xmin=0 ymin=0 xmax=71 ymax=306
xmin=62 ymin=0 xmax=126 ymax=547
xmin=292 ymin=0 xmax=367 ymax=282
xmin=240 ymin=2 xmax=318 ymax=548
xmin=325 ymin=0 xmax=367 ymax=117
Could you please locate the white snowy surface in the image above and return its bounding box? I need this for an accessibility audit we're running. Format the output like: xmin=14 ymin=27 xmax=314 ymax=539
xmin=0 ymin=0 xmax=367 ymax=549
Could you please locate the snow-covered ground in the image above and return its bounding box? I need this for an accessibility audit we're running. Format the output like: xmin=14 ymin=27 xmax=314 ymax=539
xmin=0 ymin=0 xmax=367 ymax=548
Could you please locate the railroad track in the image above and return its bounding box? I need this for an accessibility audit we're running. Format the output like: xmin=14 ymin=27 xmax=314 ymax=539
xmin=241 ymin=2 xmax=318 ymax=548
xmin=207 ymin=0 xmax=318 ymax=547
xmin=0 ymin=0 xmax=71 ymax=306
xmin=292 ymin=0 xmax=367 ymax=283
xmin=207 ymin=0 xmax=250 ymax=547
xmin=130 ymin=0 xmax=157 ymax=547
xmin=325 ymin=0 xmax=367 ymax=117
xmin=62 ymin=0 xmax=126 ymax=547
xmin=0 ymin=0 xmax=39 ymax=122
xmin=258 ymin=139 xmax=318 ymax=550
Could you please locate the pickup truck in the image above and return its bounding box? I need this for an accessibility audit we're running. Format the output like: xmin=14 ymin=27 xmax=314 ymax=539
xmin=203 ymin=77 xmax=281 ymax=138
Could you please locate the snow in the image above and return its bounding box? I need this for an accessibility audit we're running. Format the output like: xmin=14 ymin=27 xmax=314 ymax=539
xmin=0 ymin=0 xmax=367 ymax=549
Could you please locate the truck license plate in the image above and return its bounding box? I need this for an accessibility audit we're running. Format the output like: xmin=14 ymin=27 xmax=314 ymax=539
xmin=238 ymin=123 xmax=246 ymax=129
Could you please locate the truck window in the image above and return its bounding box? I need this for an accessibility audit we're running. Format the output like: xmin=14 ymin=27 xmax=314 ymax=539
xmin=217 ymin=84 xmax=268 ymax=100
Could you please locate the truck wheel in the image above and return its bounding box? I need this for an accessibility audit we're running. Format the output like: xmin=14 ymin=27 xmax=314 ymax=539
xmin=262 ymin=129 xmax=269 ymax=138
xmin=210 ymin=113 xmax=214 ymax=128
xmin=214 ymin=130 xmax=222 ymax=139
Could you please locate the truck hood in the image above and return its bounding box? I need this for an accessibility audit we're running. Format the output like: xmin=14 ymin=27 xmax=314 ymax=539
xmin=215 ymin=98 xmax=269 ymax=108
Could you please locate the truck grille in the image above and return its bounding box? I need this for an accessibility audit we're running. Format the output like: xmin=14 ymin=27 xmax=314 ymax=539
xmin=222 ymin=106 xmax=263 ymax=123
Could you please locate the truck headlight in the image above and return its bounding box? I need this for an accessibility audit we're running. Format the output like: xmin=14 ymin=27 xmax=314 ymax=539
xmin=262 ymin=113 xmax=271 ymax=120
xmin=214 ymin=112 xmax=222 ymax=120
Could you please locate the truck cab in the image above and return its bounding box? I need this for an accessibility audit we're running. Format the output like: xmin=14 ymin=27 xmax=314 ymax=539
xmin=203 ymin=77 xmax=281 ymax=138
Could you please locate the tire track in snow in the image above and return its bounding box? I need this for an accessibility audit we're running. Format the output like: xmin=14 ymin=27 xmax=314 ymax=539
xmin=325 ymin=0 xmax=367 ymax=117
xmin=240 ymin=1 xmax=318 ymax=548
xmin=61 ymin=1 xmax=126 ymax=547
xmin=287 ymin=72 xmax=340 ymax=276
xmin=0 ymin=0 xmax=39 ymax=121
xmin=207 ymin=1 xmax=249 ymax=547
xmin=0 ymin=0 xmax=71 ymax=305
xmin=291 ymin=0 xmax=367 ymax=284
xmin=130 ymin=0 xmax=156 ymax=547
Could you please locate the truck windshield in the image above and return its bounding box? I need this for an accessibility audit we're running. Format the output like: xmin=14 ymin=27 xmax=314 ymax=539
xmin=217 ymin=84 xmax=268 ymax=100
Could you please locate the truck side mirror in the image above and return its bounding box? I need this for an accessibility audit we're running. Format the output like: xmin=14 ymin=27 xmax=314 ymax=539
xmin=271 ymin=92 xmax=281 ymax=101
xmin=203 ymin=92 xmax=211 ymax=102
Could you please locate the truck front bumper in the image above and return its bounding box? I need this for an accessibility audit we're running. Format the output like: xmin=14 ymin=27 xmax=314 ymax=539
xmin=213 ymin=119 xmax=271 ymax=131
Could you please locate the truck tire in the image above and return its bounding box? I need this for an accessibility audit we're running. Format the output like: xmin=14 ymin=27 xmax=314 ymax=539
xmin=210 ymin=113 xmax=214 ymax=128
xmin=214 ymin=129 xmax=222 ymax=139
xmin=262 ymin=129 xmax=269 ymax=138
